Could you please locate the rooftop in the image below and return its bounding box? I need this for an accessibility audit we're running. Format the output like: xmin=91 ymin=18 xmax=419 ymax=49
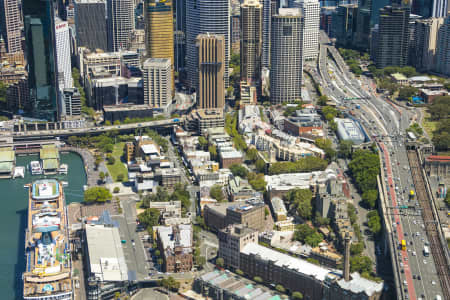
xmin=0 ymin=147 xmax=14 ymax=162
xmin=391 ymin=73 xmax=407 ymax=81
xmin=426 ymin=155 xmax=450 ymax=162
xmin=32 ymin=179 xmax=60 ymax=200
xmin=156 ymin=224 xmax=192 ymax=254
xmin=40 ymin=145 xmax=59 ymax=160
xmin=103 ymin=104 xmax=152 ymax=112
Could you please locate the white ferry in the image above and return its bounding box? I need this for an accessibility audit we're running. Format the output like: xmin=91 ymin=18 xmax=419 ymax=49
xmin=29 ymin=161 xmax=43 ymax=175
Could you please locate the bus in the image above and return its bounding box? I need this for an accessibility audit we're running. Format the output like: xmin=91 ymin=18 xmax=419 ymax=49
xmin=423 ymin=246 xmax=430 ymax=257
xmin=401 ymin=240 xmax=406 ymax=251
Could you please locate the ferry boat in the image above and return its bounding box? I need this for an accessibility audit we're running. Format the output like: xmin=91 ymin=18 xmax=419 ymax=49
xmin=23 ymin=179 xmax=72 ymax=300
xmin=29 ymin=161 xmax=43 ymax=175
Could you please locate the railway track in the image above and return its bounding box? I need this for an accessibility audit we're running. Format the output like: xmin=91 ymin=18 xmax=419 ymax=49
xmin=407 ymin=150 xmax=450 ymax=300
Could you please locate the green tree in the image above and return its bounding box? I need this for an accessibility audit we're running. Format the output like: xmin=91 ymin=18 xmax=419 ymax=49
xmin=268 ymin=156 xmax=328 ymax=175
xmin=94 ymin=156 xmax=102 ymax=170
xmin=253 ymin=276 xmax=263 ymax=283
xmin=315 ymin=138 xmax=336 ymax=162
xmin=338 ymin=140 xmax=354 ymax=159
xmin=107 ymin=154 xmax=115 ymax=165
xmin=247 ymin=172 xmax=266 ymax=191
xmin=113 ymin=120 xmax=121 ymax=125
xmin=156 ymin=186 xmax=170 ymax=202
xmin=351 ymin=242 xmax=365 ymax=255
xmin=84 ymin=187 xmax=112 ymax=203
xmin=398 ymin=86 xmax=418 ymax=100
xmin=0 ymin=81 xmax=7 ymax=103
xmin=321 ymin=106 xmax=338 ymax=122
xmin=347 ymin=203 xmax=357 ymax=224
xmin=229 ymin=164 xmax=249 ymax=178
xmin=209 ymin=145 xmax=218 ymax=161
xmin=99 ymin=171 xmax=106 ymax=183
xmin=292 ymin=291 xmax=304 ymax=300
xmin=198 ymin=136 xmax=208 ymax=150
xmin=195 ymin=256 xmax=206 ymax=268
xmin=236 ymin=269 xmax=244 ymax=276
xmin=275 ymin=285 xmax=285 ymax=293
xmin=113 ymin=187 xmax=120 ymax=193
xmin=445 ymin=192 xmax=450 ymax=207
xmin=155 ymin=249 xmax=161 ymax=257
xmin=210 ymin=185 xmax=225 ymax=202
xmin=117 ymin=174 xmax=124 ymax=182
xmin=216 ymin=257 xmax=224 ymax=268
xmin=246 ymin=148 xmax=259 ymax=162
xmin=367 ymin=210 xmax=381 ymax=235
xmin=294 ymin=224 xmax=323 ymax=247
xmin=350 ymin=255 xmax=373 ymax=274
xmin=286 ymin=188 xmax=313 ymax=220
xmin=362 ymin=190 xmax=378 ymax=209
xmin=348 ymin=150 xmax=380 ymax=193
xmin=138 ymin=208 xmax=160 ymax=230
xmin=255 ymin=159 xmax=266 ymax=173
xmin=306 ymin=258 xmax=319 ymax=265
xmin=318 ymin=95 xmax=328 ymax=106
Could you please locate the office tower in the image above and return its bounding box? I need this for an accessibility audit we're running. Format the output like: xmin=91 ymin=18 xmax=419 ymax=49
xmin=144 ymin=0 xmax=174 ymax=91
xmin=353 ymin=0 xmax=372 ymax=50
xmin=0 ymin=0 xmax=23 ymax=53
xmin=107 ymin=0 xmax=134 ymax=52
xmin=231 ymin=12 xmax=240 ymax=54
xmin=436 ymin=15 xmax=450 ymax=76
xmin=332 ymin=4 xmax=357 ymax=47
xmin=412 ymin=18 xmax=444 ymax=72
xmin=175 ymin=0 xmax=186 ymax=72
xmin=262 ymin=0 xmax=272 ymax=68
xmin=24 ymin=0 xmax=60 ymax=121
xmin=412 ymin=0 xmax=448 ymax=18
xmin=270 ymin=8 xmax=303 ymax=104
xmin=55 ymin=18 xmax=73 ymax=91
xmin=61 ymin=87 xmax=82 ymax=117
xmin=374 ymin=5 xmax=410 ymax=69
xmin=289 ymin=0 xmax=319 ymax=60
xmin=74 ymin=0 xmax=108 ymax=51
xmin=370 ymin=0 xmax=389 ymax=25
xmin=197 ymin=34 xmax=225 ymax=109
xmin=241 ymin=0 xmax=262 ymax=86
xmin=186 ymin=0 xmax=230 ymax=90
xmin=143 ymin=58 xmax=172 ymax=108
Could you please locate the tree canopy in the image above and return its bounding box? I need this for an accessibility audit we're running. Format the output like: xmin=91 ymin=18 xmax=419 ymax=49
xmin=84 ymin=187 xmax=112 ymax=203
xmin=229 ymin=164 xmax=249 ymax=178
xmin=138 ymin=208 xmax=160 ymax=230
xmin=210 ymin=184 xmax=225 ymax=202
xmin=348 ymin=150 xmax=380 ymax=208
xmin=294 ymin=224 xmax=323 ymax=247
xmin=269 ymin=156 xmax=328 ymax=175
xmin=285 ymin=189 xmax=313 ymax=220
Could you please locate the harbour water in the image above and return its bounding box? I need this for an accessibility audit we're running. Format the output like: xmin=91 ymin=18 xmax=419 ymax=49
xmin=0 ymin=152 xmax=86 ymax=300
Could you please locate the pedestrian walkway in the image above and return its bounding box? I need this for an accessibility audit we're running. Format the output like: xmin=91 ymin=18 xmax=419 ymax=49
xmin=61 ymin=146 xmax=100 ymax=186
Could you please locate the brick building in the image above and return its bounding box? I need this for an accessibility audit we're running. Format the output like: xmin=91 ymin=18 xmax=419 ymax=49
xmin=218 ymin=224 xmax=258 ymax=270
xmin=155 ymin=224 xmax=193 ymax=273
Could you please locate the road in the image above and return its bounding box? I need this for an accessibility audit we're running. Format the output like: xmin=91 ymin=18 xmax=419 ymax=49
xmin=317 ymin=32 xmax=444 ymax=300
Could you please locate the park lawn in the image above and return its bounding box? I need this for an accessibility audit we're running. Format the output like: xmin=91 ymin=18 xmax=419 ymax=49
xmin=422 ymin=110 xmax=437 ymax=140
xmin=106 ymin=142 xmax=128 ymax=182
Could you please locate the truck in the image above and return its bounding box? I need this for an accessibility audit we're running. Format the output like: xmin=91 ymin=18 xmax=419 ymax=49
xmin=423 ymin=246 xmax=430 ymax=257
xmin=173 ymin=118 xmax=180 ymax=122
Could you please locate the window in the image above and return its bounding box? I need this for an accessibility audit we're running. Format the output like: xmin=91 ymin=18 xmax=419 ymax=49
xmin=283 ymin=25 xmax=292 ymax=36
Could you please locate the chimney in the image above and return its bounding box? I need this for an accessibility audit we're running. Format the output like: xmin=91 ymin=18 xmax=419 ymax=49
xmin=344 ymin=232 xmax=351 ymax=281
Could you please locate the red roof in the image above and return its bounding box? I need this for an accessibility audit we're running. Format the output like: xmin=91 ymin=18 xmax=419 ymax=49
xmin=426 ymin=155 xmax=450 ymax=162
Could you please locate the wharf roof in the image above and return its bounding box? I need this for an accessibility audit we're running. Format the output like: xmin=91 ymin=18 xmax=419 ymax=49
xmin=0 ymin=147 xmax=14 ymax=162
xmin=40 ymin=145 xmax=59 ymax=160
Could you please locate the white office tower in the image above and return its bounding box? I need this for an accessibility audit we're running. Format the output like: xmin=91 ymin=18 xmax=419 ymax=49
xmin=186 ymin=0 xmax=230 ymax=89
xmin=289 ymin=0 xmax=319 ymax=60
xmin=107 ymin=0 xmax=134 ymax=52
xmin=432 ymin=0 xmax=448 ymax=18
xmin=436 ymin=16 xmax=450 ymax=76
xmin=270 ymin=8 xmax=303 ymax=104
xmin=55 ymin=18 xmax=73 ymax=90
xmin=262 ymin=0 xmax=272 ymax=68
xmin=143 ymin=58 xmax=172 ymax=109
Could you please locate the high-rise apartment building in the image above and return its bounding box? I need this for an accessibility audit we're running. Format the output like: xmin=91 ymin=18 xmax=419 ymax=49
xmin=197 ymin=34 xmax=225 ymax=110
xmin=0 ymin=0 xmax=23 ymax=53
xmin=175 ymin=0 xmax=186 ymax=72
xmin=107 ymin=0 xmax=134 ymax=52
xmin=24 ymin=0 xmax=60 ymax=121
xmin=262 ymin=0 xmax=272 ymax=68
xmin=270 ymin=8 xmax=303 ymax=104
xmin=143 ymin=58 xmax=172 ymax=108
xmin=61 ymin=87 xmax=82 ymax=117
xmin=55 ymin=18 xmax=73 ymax=91
xmin=241 ymin=0 xmax=262 ymax=86
xmin=145 ymin=0 xmax=174 ymax=91
xmin=412 ymin=0 xmax=448 ymax=18
xmin=186 ymin=0 xmax=230 ymax=90
xmin=74 ymin=0 xmax=108 ymax=51
xmin=289 ymin=0 xmax=319 ymax=60
xmin=374 ymin=5 xmax=410 ymax=69
xmin=332 ymin=4 xmax=357 ymax=47
xmin=436 ymin=15 xmax=450 ymax=76
xmin=413 ymin=17 xmax=444 ymax=72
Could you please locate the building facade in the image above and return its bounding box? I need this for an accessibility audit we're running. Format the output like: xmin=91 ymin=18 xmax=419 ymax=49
xmin=24 ymin=0 xmax=60 ymax=121
xmin=270 ymin=9 xmax=303 ymax=104
xmin=186 ymin=0 xmax=230 ymax=89
xmin=55 ymin=18 xmax=73 ymax=91
xmin=374 ymin=5 xmax=410 ymax=68
xmin=61 ymin=87 xmax=82 ymax=117
xmin=144 ymin=0 xmax=174 ymax=91
xmin=107 ymin=0 xmax=134 ymax=52
xmin=262 ymin=0 xmax=272 ymax=68
xmin=290 ymin=0 xmax=319 ymax=60
xmin=0 ymin=0 xmax=23 ymax=54
xmin=436 ymin=15 xmax=450 ymax=76
xmin=218 ymin=224 xmax=258 ymax=270
xmin=241 ymin=0 xmax=263 ymax=87
xmin=197 ymin=34 xmax=225 ymax=110
xmin=143 ymin=58 xmax=172 ymax=108
xmin=413 ymin=17 xmax=444 ymax=72
xmin=74 ymin=0 xmax=108 ymax=51
xmin=6 ymin=77 xmax=30 ymax=112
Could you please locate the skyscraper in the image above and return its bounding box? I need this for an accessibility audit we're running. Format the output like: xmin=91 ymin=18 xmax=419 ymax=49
xmin=186 ymin=0 xmax=230 ymax=90
xmin=270 ymin=8 xmax=303 ymax=104
xmin=332 ymin=4 xmax=357 ymax=47
xmin=411 ymin=0 xmax=448 ymax=18
xmin=175 ymin=0 xmax=186 ymax=72
xmin=374 ymin=5 xmax=410 ymax=69
xmin=24 ymin=0 xmax=60 ymax=121
xmin=241 ymin=0 xmax=262 ymax=86
xmin=74 ymin=0 xmax=108 ymax=51
xmin=107 ymin=0 xmax=134 ymax=52
xmin=145 ymin=0 xmax=174 ymax=91
xmin=413 ymin=17 xmax=444 ymax=72
xmin=262 ymin=0 xmax=272 ymax=68
xmin=0 ymin=0 xmax=23 ymax=53
xmin=289 ymin=0 xmax=319 ymax=60
xmin=143 ymin=58 xmax=172 ymax=108
xmin=436 ymin=15 xmax=450 ymax=76
xmin=197 ymin=34 xmax=225 ymax=109
xmin=55 ymin=18 xmax=73 ymax=90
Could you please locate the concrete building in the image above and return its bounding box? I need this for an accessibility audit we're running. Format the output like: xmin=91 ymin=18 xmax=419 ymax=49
xmin=74 ymin=0 xmax=108 ymax=51
xmin=0 ymin=0 xmax=23 ymax=54
xmin=186 ymin=109 xmax=225 ymax=135
xmin=91 ymin=76 xmax=143 ymax=110
xmin=218 ymin=224 xmax=258 ymax=270
xmin=61 ymin=87 xmax=82 ymax=117
xmin=197 ymin=34 xmax=225 ymax=110
xmin=107 ymin=0 xmax=134 ymax=52
xmin=270 ymin=8 xmax=303 ymax=104
xmin=6 ymin=76 xmax=30 ymax=112
xmin=270 ymin=196 xmax=287 ymax=221
xmin=231 ymin=11 xmax=240 ymax=54
xmin=0 ymin=147 xmax=15 ymax=178
xmin=143 ymin=58 xmax=172 ymax=108
xmin=424 ymin=155 xmax=450 ymax=177
xmin=186 ymin=0 xmax=230 ymax=89
xmin=227 ymin=176 xmax=262 ymax=202
xmin=262 ymin=0 xmax=272 ymax=68
xmin=331 ymin=4 xmax=357 ymax=47
xmin=80 ymin=50 xmax=122 ymax=80
xmin=335 ymin=118 xmax=366 ymax=145
xmin=413 ymin=0 xmax=449 ymax=18
xmin=144 ymin=0 xmax=174 ymax=91
xmin=374 ymin=5 xmax=410 ymax=68
xmin=55 ymin=18 xmax=73 ymax=90
xmin=155 ymin=224 xmax=193 ymax=273
xmin=290 ymin=0 xmax=319 ymax=60
xmin=412 ymin=18 xmax=444 ymax=72
xmin=436 ymin=15 xmax=450 ymax=76
xmin=241 ymin=0 xmax=263 ymax=87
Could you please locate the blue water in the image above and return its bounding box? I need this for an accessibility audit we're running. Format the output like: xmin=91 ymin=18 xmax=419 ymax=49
xmin=0 ymin=152 xmax=86 ymax=299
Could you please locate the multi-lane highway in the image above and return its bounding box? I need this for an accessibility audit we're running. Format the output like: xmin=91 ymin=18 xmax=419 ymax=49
xmin=317 ymin=34 xmax=445 ymax=300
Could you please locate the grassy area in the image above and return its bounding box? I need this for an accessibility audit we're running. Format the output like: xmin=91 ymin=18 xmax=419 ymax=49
xmin=106 ymin=142 xmax=128 ymax=182
xmin=422 ymin=110 xmax=438 ymax=139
